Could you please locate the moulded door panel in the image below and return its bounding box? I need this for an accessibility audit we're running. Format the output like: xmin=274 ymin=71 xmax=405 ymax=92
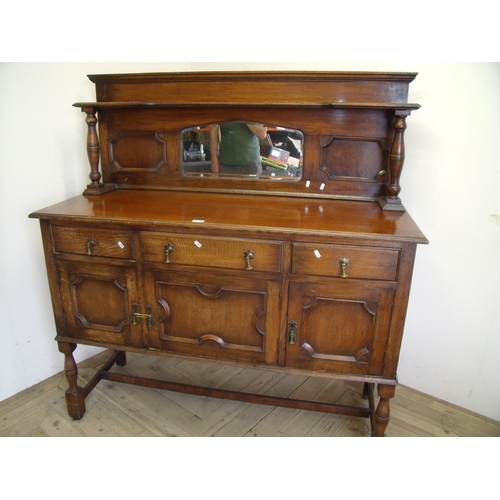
xmin=286 ymin=280 xmax=396 ymax=376
xmin=57 ymin=260 xmax=144 ymax=347
xmin=144 ymin=269 xmax=281 ymax=365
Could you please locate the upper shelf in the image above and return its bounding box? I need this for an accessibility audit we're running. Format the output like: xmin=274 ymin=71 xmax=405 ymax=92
xmin=73 ymin=101 xmax=421 ymax=110
xmin=85 ymin=71 xmax=420 ymax=107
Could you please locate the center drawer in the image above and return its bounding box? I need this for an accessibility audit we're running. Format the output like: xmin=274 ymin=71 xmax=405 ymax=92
xmin=140 ymin=232 xmax=283 ymax=272
xmin=291 ymin=242 xmax=399 ymax=281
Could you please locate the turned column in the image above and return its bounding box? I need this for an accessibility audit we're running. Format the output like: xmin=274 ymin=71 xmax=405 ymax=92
xmin=81 ymin=107 xmax=115 ymax=195
xmin=373 ymin=384 xmax=396 ymax=436
xmin=379 ymin=110 xmax=410 ymax=212
xmin=58 ymin=341 xmax=86 ymax=419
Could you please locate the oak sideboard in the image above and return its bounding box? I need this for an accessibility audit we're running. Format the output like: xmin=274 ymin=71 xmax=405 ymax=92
xmin=30 ymin=71 xmax=427 ymax=436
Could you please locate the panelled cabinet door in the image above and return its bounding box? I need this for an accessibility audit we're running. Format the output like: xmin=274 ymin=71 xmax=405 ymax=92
xmin=286 ymin=280 xmax=396 ymax=376
xmin=57 ymin=260 xmax=144 ymax=347
xmin=144 ymin=269 xmax=281 ymax=365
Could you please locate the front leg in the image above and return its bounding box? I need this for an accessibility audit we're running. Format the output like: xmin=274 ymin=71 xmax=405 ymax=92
xmin=58 ymin=341 xmax=86 ymax=420
xmin=373 ymin=384 xmax=396 ymax=437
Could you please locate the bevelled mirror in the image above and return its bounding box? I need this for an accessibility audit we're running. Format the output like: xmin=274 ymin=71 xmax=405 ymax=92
xmin=181 ymin=121 xmax=303 ymax=181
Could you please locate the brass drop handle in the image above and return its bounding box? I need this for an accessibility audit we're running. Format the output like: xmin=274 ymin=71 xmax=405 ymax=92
xmin=288 ymin=320 xmax=297 ymax=344
xmin=86 ymin=237 xmax=97 ymax=256
xmin=244 ymin=250 xmax=255 ymax=270
xmin=132 ymin=303 xmax=154 ymax=328
xmin=337 ymin=256 xmax=350 ymax=278
xmin=164 ymin=243 xmax=175 ymax=263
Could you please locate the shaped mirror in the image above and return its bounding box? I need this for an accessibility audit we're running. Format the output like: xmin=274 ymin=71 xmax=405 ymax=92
xmin=181 ymin=121 xmax=303 ymax=180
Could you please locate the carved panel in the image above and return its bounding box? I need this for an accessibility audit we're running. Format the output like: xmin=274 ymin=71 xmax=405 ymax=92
xmin=143 ymin=269 xmax=281 ymax=364
xmin=69 ymin=274 xmax=129 ymax=332
xmin=155 ymin=281 xmax=266 ymax=352
xmin=286 ymin=281 xmax=396 ymax=375
xmin=108 ymin=132 xmax=167 ymax=171
xmin=55 ymin=259 xmax=144 ymax=347
xmin=299 ymin=297 xmax=376 ymax=364
xmin=319 ymin=137 xmax=389 ymax=182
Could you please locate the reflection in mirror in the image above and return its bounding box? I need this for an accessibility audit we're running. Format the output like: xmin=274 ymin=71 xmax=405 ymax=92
xmin=181 ymin=121 xmax=303 ymax=181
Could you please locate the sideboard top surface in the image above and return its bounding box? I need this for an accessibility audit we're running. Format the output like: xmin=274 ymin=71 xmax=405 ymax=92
xmin=30 ymin=190 xmax=427 ymax=244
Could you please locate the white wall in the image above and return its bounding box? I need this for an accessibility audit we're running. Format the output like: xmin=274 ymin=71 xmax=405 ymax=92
xmin=1 ymin=62 xmax=499 ymax=423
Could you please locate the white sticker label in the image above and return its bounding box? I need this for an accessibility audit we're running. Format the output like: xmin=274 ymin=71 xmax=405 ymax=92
xmin=192 ymin=219 xmax=205 ymax=223
xmin=194 ymin=240 xmax=202 ymax=248
xmin=314 ymin=250 xmax=321 ymax=258
xmin=320 ymin=183 xmax=325 ymax=190
xmin=117 ymin=241 xmax=125 ymax=249
xmin=306 ymin=180 xmax=311 ymax=187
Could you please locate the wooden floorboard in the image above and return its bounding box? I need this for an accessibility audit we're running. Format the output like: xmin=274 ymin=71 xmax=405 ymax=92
xmin=1 ymin=350 xmax=499 ymax=437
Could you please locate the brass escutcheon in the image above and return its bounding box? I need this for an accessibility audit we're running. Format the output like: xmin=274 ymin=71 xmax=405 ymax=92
xmin=288 ymin=320 xmax=297 ymax=344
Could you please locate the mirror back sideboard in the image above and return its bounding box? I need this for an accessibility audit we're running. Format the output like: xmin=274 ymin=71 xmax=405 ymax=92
xmin=30 ymin=71 xmax=427 ymax=436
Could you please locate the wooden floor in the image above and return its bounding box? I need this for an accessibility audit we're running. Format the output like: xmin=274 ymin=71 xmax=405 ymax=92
xmin=2 ymin=350 xmax=499 ymax=437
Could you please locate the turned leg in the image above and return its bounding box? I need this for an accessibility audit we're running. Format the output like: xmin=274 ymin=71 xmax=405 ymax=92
xmin=363 ymin=383 xmax=376 ymax=432
xmin=362 ymin=382 xmax=374 ymax=400
xmin=116 ymin=350 xmax=127 ymax=367
xmin=373 ymin=384 xmax=396 ymax=437
xmin=58 ymin=341 xmax=86 ymax=420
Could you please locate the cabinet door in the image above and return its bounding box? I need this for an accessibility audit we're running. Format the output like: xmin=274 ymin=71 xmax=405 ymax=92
xmin=144 ymin=269 xmax=280 ymax=365
xmin=286 ymin=280 xmax=396 ymax=376
xmin=57 ymin=260 xmax=144 ymax=347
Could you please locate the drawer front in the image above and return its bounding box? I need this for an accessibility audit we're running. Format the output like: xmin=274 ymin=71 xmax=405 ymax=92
xmin=292 ymin=243 xmax=399 ymax=281
xmin=140 ymin=232 xmax=282 ymax=272
xmin=52 ymin=225 xmax=133 ymax=259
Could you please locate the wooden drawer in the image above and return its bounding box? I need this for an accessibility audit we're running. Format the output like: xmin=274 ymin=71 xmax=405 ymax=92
xmin=291 ymin=243 xmax=399 ymax=281
xmin=140 ymin=232 xmax=282 ymax=272
xmin=51 ymin=225 xmax=133 ymax=259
